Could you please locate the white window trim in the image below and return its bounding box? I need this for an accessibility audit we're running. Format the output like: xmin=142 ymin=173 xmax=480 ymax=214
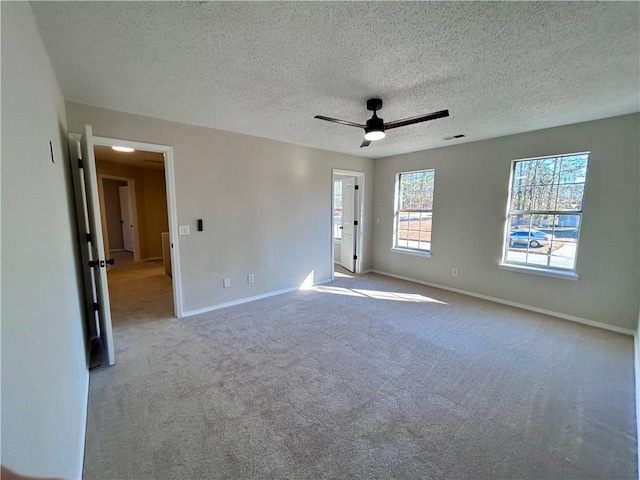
xmin=391 ymin=247 xmax=432 ymax=258
xmin=501 ymin=152 xmax=589 ymax=275
xmin=499 ymin=263 xmax=579 ymax=281
xmin=393 ymin=169 xmax=435 ymax=254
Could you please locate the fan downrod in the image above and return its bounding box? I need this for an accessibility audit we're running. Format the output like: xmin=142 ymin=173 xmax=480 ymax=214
xmin=366 ymin=98 xmax=383 ymax=112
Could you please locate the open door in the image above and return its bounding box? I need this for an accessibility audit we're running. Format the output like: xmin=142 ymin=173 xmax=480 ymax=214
xmin=70 ymin=125 xmax=115 ymax=366
xmin=340 ymin=177 xmax=358 ymax=272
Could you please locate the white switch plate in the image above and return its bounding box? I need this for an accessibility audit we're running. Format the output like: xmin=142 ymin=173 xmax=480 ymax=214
xmin=179 ymin=225 xmax=190 ymax=235
xmin=223 ymin=277 xmax=231 ymax=288
xmin=248 ymin=274 xmax=255 ymax=283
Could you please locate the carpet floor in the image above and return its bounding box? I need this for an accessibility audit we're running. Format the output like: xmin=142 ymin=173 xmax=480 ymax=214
xmin=84 ymin=263 xmax=637 ymax=479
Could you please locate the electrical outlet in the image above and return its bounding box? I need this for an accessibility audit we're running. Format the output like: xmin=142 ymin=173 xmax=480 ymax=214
xmin=248 ymin=274 xmax=255 ymax=283
xmin=223 ymin=277 xmax=231 ymax=288
xmin=452 ymin=267 xmax=458 ymax=277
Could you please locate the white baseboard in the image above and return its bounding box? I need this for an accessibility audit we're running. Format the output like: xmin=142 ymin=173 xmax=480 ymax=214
xmin=182 ymin=278 xmax=333 ymax=318
xmin=371 ymin=269 xmax=635 ymax=336
xmin=75 ymin=370 xmax=89 ymax=480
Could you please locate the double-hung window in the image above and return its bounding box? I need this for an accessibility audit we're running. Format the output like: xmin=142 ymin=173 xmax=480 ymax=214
xmin=502 ymin=152 xmax=589 ymax=275
xmin=394 ymin=169 xmax=435 ymax=254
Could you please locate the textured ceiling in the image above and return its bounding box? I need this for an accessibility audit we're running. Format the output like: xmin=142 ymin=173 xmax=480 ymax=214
xmin=31 ymin=1 xmax=639 ymax=159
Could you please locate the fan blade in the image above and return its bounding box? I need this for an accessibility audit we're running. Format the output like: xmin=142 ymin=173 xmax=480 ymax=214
xmin=360 ymin=139 xmax=371 ymax=148
xmin=314 ymin=115 xmax=366 ymax=128
xmin=384 ymin=109 xmax=449 ymax=130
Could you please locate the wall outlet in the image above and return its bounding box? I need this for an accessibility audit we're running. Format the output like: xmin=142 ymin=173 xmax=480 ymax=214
xmin=452 ymin=267 xmax=458 ymax=277
xmin=248 ymin=274 xmax=255 ymax=283
xmin=223 ymin=277 xmax=231 ymax=288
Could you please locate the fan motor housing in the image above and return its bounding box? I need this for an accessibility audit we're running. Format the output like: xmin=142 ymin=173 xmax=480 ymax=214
xmin=367 ymin=98 xmax=383 ymax=112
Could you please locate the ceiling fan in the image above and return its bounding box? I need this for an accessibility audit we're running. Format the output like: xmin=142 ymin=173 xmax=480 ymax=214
xmin=314 ymin=98 xmax=449 ymax=148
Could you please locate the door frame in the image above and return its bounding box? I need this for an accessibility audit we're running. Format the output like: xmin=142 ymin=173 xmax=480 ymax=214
xmin=331 ymin=168 xmax=365 ymax=279
xmin=69 ymin=132 xmax=184 ymax=318
xmin=98 ymin=174 xmax=141 ymax=262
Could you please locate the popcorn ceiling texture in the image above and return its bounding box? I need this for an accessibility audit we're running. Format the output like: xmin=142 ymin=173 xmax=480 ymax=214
xmin=31 ymin=2 xmax=639 ymax=158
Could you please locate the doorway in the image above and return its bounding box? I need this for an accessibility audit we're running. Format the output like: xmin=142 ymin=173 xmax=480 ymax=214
xmin=69 ymin=128 xmax=182 ymax=365
xmin=94 ymin=146 xmax=175 ymax=324
xmin=332 ymin=169 xmax=364 ymax=277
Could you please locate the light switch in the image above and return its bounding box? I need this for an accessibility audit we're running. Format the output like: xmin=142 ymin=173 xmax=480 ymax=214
xmin=179 ymin=225 xmax=190 ymax=235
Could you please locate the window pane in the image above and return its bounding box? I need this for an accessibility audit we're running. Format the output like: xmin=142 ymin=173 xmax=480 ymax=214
xmin=534 ymin=157 xmax=559 ymax=186
xmin=549 ymin=215 xmax=580 ymax=269
xmin=559 ymin=155 xmax=588 ymax=184
xmin=532 ymin=184 xmax=558 ymax=211
xmin=556 ymin=184 xmax=584 ymax=211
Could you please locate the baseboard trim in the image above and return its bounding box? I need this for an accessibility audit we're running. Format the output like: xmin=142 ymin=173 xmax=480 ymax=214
xmin=142 ymin=257 xmax=163 ymax=262
xmin=76 ymin=370 xmax=89 ymax=480
xmin=371 ymin=269 xmax=634 ymax=336
xmin=182 ymin=278 xmax=333 ymax=318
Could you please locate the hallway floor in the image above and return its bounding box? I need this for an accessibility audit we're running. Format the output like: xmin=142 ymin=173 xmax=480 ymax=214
xmin=106 ymin=251 xmax=174 ymax=325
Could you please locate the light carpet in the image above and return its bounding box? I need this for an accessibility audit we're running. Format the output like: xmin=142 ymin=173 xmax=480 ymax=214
xmin=84 ymin=263 xmax=636 ymax=479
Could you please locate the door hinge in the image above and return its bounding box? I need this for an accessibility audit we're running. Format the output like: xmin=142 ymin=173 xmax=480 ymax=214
xmin=353 ymin=254 xmax=358 ymax=260
xmin=86 ymin=233 xmax=92 ymax=243
xmin=354 ymin=221 xmax=358 ymax=226
xmin=354 ymin=185 xmax=359 ymax=190
xmin=93 ymin=302 xmax=99 ymax=311
xmin=78 ymin=158 xmax=83 ymax=169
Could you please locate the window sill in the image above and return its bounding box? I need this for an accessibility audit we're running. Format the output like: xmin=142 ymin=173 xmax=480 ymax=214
xmin=334 ymin=239 xmax=342 ymax=244
xmin=498 ymin=263 xmax=579 ymax=281
xmin=391 ymin=247 xmax=431 ymax=258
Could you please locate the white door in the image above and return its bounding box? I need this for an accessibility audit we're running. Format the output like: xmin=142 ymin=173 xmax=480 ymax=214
xmin=340 ymin=178 xmax=358 ymax=272
xmin=69 ymin=125 xmax=115 ymax=366
xmin=119 ymin=185 xmax=134 ymax=252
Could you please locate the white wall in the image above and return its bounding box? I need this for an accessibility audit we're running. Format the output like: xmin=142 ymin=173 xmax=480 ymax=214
xmin=373 ymin=114 xmax=640 ymax=330
xmin=1 ymin=3 xmax=88 ymax=478
xmin=66 ymin=103 xmax=374 ymax=314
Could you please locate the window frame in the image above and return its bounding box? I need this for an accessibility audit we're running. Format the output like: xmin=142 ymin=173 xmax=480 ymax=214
xmin=392 ymin=169 xmax=435 ymax=256
xmin=500 ymin=152 xmax=590 ymax=279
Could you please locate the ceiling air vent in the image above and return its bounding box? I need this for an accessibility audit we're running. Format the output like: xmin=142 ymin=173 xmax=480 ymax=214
xmin=443 ymin=134 xmax=466 ymax=141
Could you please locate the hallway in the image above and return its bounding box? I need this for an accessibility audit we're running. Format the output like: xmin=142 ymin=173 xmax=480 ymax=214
xmin=106 ymin=251 xmax=174 ymax=326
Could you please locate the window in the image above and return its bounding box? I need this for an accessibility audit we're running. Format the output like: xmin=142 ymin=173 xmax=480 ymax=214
xmin=503 ymin=152 xmax=589 ymax=274
xmin=394 ymin=169 xmax=435 ymax=253
xmin=333 ymin=180 xmax=342 ymax=240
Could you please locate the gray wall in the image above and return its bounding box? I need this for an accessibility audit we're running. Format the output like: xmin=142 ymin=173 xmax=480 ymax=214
xmin=66 ymin=102 xmax=374 ymax=314
xmin=372 ymin=114 xmax=640 ymax=330
xmin=1 ymin=3 xmax=88 ymax=478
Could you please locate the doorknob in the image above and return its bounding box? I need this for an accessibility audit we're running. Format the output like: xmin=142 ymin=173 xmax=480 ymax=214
xmin=339 ymin=226 xmax=343 ymax=229
xmin=106 ymin=258 xmax=115 ymax=265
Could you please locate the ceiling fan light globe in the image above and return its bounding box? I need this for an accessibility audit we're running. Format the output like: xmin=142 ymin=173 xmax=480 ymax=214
xmin=364 ymin=130 xmax=385 ymax=141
